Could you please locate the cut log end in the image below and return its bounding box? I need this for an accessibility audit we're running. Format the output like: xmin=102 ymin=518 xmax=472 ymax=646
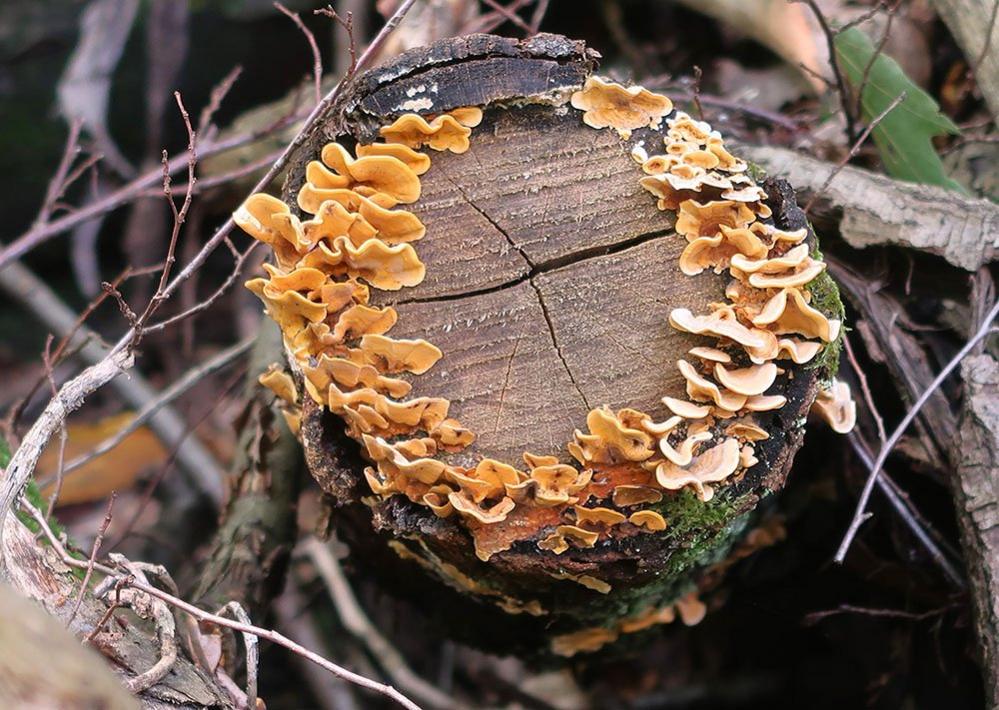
xmin=241 ymin=33 xmax=845 ymax=656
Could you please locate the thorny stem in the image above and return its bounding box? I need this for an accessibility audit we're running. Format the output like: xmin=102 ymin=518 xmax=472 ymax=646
xmin=834 ymin=296 xmax=999 ymax=563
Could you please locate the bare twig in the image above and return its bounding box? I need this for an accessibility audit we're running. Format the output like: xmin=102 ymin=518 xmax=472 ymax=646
xmin=845 ymin=433 xmax=966 ymax=588
xmin=665 ymin=89 xmax=802 ymax=130
xmin=791 ymin=0 xmax=859 ymax=142
xmin=834 ymin=295 xmax=999 ymax=563
xmin=973 ymin=0 xmax=999 ymax=75
xmin=277 ymin=3 xmax=324 ymax=105
xmin=0 ymin=116 xmax=298 ymax=271
xmin=463 ymin=0 xmax=533 ymax=34
xmin=135 ymin=92 xmax=197 ymax=333
xmin=104 ymin=0 xmax=419 ymax=364
xmin=22 ymin=498 xmax=423 ymax=710
xmin=804 ymin=91 xmax=906 ymax=213
xmin=316 ymin=5 xmax=358 ymax=77
xmin=852 ymin=1 xmax=899 ymax=122
xmin=274 ymin=587 xmax=360 ymax=710
xmin=216 ymin=600 xmax=260 ymax=709
xmin=143 ymin=148 xmax=283 ymax=198
xmin=691 ymin=65 xmax=705 ymax=121
xmin=144 ymin=239 xmax=258 ymax=335
xmin=480 ymin=0 xmax=533 ymax=34
xmin=48 ymin=337 xmax=252 ymax=481
xmin=33 ymin=119 xmax=84 ymax=228
xmin=0 ymin=261 xmax=225 ymax=502
xmin=842 ymin=334 xmax=887 ymax=443
xmin=303 ymin=537 xmax=460 ymax=710
xmin=804 ymin=602 xmax=956 ymax=625
xmin=94 ymin=555 xmax=179 ymax=693
xmin=40 ymin=337 xmax=68 ymax=516
xmin=198 ymin=66 xmax=244 ymax=135
xmin=4 ymin=0 xmax=418 ymax=538
xmin=68 ymin=492 xmax=116 ymax=624
xmin=838 ymin=1 xmax=888 ymax=33
xmin=0 ymin=349 xmax=133 ymax=555
xmin=528 ymin=0 xmax=550 ymax=33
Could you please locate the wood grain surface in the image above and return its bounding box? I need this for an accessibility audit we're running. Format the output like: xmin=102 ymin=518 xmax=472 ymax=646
xmin=369 ymin=105 xmax=723 ymax=462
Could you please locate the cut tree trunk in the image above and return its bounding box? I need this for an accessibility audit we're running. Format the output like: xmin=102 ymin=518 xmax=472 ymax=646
xmin=278 ymin=33 xmax=840 ymax=655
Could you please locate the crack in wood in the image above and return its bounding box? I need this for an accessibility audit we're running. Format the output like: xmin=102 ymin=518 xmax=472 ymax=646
xmin=389 ymin=225 xmax=677 ymax=308
xmin=434 ymin=166 xmax=599 ymax=411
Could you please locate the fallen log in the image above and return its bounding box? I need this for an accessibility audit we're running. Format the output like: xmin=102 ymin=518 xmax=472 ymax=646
xmin=237 ymin=33 xmax=847 ymax=656
xmin=741 ymin=144 xmax=999 ymax=271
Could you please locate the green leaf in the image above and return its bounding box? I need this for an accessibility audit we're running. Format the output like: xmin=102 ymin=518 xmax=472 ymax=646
xmin=0 ymin=434 xmax=9 ymax=468
xmin=834 ymin=27 xmax=966 ymax=193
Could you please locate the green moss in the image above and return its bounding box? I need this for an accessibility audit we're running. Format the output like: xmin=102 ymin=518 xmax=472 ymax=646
xmin=1 ymin=434 xmax=72 ymax=554
xmin=569 ymin=490 xmax=754 ymax=625
xmin=807 ymin=237 xmax=846 ymax=377
xmin=746 ymin=161 xmax=769 ymax=184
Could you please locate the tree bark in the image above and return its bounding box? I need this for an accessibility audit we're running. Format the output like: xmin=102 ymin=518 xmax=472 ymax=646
xmin=1 ymin=513 xmax=232 ymax=708
xmin=954 ymin=354 xmax=999 ymax=708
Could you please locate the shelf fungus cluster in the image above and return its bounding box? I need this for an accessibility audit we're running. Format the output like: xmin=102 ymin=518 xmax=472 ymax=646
xmin=236 ymin=36 xmax=853 ymax=656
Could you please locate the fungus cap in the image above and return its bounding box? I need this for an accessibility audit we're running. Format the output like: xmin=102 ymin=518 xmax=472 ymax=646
xmin=713 ymin=362 xmax=778 ymax=396
xmin=655 ymin=437 xmax=742 ymax=501
xmin=629 ymin=510 xmax=667 ymax=531
xmin=569 ymin=76 xmax=673 ymax=134
xmin=811 ymin=379 xmax=857 ymax=433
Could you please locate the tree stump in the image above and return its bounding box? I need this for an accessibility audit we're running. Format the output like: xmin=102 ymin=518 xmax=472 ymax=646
xmin=237 ymin=33 xmax=845 ymax=657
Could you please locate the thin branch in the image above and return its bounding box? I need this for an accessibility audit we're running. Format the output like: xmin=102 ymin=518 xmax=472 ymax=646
xmin=142 ymin=239 xmax=259 ymax=335
xmin=105 ymin=0 xmax=419 ymax=363
xmin=198 ymin=66 xmax=243 ymax=135
xmin=462 ymin=0 xmax=533 ymax=34
xmin=838 ymin=1 xmax=888 ymax=33
xmin=303 ymin=537 xmax=460 ymax=710
xmin=0 ymin=115 xmax=297 ymax=272
xmin=480 ymin=0 xmax=533 ymax=34
xmin=805 ymin=91 xmax=906 ymax=213
xmin=0 ymin=349 xmax=133 ymax=554
xmin=834 ymin=295 xmax=999 ymax=563
xmin=842 ymin=334 xmax=887 ymax=443
xmin=276 ymin=3 xmax=324 ymax=105
xmin=40 ymin=337 xmax=68 ymax=516
xmin=22 ymin=500 xmax=423 ymax=710
xmin=804 ymin=602 xmax=956 ymax=625
xmin=528 ymin=0 xmax=550 ymax=33
xmin=853 ymin=1 xmax=899 ymax=122
xmin=68 ymin=492 xmax=116 ymax=624
xmin=791 ymin=0 xmax=859 ymax=142
xmin=48 ymin=337 xmax=252 ymax=481
xmin=973 ymin=0 xmax=999 ymax=75
xmin=316 ymin=5 xmax=358 ymax=77
xmin=663 ymin=88 xmax=802 ymax=130
xmin=136 ymin=93 xmax=197 ymax=332
xmin=0 ymin=260 xmax=225 ymax=502
xmin=690 ymin=65 xmax=705 ymax=121
xmin=33 ymin=119 xmax=84 ymax=228
xmin=216 ymin=601 xmax=260 ymax=709
xmin=845 ymin=433 xmax=966 ymax=588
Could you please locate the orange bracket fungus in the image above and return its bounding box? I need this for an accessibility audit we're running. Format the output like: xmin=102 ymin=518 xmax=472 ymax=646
xmin=235 ymin=33 xmax=850 ymax=656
